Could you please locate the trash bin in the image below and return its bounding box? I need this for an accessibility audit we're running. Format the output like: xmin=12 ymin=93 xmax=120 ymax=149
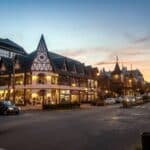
xmin=142 ymin=132 xmax=150 ymax=150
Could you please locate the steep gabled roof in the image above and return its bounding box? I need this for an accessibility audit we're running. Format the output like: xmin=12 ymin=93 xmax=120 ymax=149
xmin=85 ymin=65 xmax=92 ymax=76
xmin=75 ymin=63 xmax=85 ymax=74
xmin=0 ymin=57 xmax=12 ymax=74
xmin=113 ymin=62 xmax=121 ymax=74
xmin=0 ymin=38 xmax=27 ymax=55
xmin=0 ymin=35 xmax=98 ymax=77
xmin=112 ymin=57 xmax=121 ymax=74
xmin=0 ymin=55 xmax=32 ymax=74
xmin=67 ymin=59 xmax=76 ymax=72
xmin=52 ymin=57 xmax=65 ymax=70
xmin=36 ymin=34 xmax=48 ymax=52
xmin=48 ymin=51 xmax=86 ymax=75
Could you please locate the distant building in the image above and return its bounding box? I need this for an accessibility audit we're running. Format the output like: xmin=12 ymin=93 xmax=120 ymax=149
xmin=0 ymin=35 xmax=99 ymax=105
xmin=0 ymin=38 xmax=26 ymax=58
xmin=0 ymin=35 xmax=146 ymax=105
xmin=99 ymin=57 xmax=145 ymax=97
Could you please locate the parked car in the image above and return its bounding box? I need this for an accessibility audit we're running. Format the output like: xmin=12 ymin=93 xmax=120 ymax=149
xmin=115 ymin=97 xmax=123 ymax=103
xmin=104 ymin=98 xmax=116 ymax=105
xmin=124 ymin=96 xmax=135 ymax=103
xmin=135 ymin=96 xmax=142 ymax=100
xmin=0 ymin=101 xmax=21 ymax=115
xmin=122 ymin=96 xmax=136 ymax=108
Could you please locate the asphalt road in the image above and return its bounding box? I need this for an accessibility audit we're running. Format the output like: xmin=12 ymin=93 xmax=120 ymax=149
xmin=0 ymin=103 xmax=150 ymax=150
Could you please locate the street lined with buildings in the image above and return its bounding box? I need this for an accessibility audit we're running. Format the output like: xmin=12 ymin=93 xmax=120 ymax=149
xmin=0 ymin=35 xmax=149 ymax=107
xmin=0 ymin=103 xmax=150 ymax=150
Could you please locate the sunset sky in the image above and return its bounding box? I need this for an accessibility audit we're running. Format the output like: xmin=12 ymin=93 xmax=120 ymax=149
xmin=0 ymin=0 xmax=150 ymax=81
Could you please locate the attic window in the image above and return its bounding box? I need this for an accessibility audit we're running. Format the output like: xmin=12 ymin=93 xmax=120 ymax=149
xmin=62 ymin=61 xmax=67 ymax=71
xmin=72 ymin=65 xmax=76 ymax=73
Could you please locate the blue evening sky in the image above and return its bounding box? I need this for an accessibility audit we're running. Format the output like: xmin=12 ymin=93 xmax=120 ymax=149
xmin=0 ymin=0 xmax=150 ymax=80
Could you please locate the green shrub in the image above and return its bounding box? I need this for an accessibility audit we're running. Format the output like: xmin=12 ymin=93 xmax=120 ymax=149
xmin=91 ymin=100 xmax=105 ymax=106
xmin=43 ymin=102 xmax=80 ymax=110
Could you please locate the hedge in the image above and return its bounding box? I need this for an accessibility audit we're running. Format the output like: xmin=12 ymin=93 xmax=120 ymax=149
xmin=43 ymin=102 xmax=80 ymax=110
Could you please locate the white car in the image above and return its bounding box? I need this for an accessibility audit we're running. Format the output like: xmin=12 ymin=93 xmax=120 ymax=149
xmin=135 ymin=96 xmax=142 ymax=100
xmin=115 ymin=97 xmax=123 ymax=103
xmin=105 ymin=98 xmax=116 ymax=104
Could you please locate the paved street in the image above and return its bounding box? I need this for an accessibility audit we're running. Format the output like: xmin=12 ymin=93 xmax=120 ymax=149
xmin=0 ymin=103 xmax=150 ymax=150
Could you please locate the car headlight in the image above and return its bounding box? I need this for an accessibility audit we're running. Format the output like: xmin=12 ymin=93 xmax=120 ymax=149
xmin=8 ymin=107 xmax=14 ymax=110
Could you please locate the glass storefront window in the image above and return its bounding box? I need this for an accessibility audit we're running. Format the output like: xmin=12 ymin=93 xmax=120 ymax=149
xmin=60 ymin=90 xmax=70 ymax=103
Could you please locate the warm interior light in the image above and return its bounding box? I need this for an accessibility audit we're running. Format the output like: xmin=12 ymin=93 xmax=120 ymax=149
xmin=19 ymin=81 xmax=23 ymax=84
xmin=0 ymin=90 xmax=4 ymax=94
xmin=61 ymin=90 xmax=65 ymax=94
xmin=46 ymin=76 xmax=51 ymax=80
xmin=105 ymin=90 xmax=108 ymax=93
xmin=114 ymin=74 xmax=119 ymax=79
xmin=32 ymin=75 xmax=37 ymax=80
xmin=85 ymin=88 xmax=88 ymax=91
xmin=72 ymin=83 xmax=76 ymax=87
xmin=32 ymin=93 xmax=38 ymax=98
xmin=95 ymin=81 xmax=98 ymax=86
xmin=129 ymin=79 xmax=132 ymax=83
xmin=46 ymin=93 xmax=51 ymax=97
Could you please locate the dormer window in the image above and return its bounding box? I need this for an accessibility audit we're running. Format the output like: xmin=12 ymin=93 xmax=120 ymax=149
xmin=72 ymin=64 xmax=76 ymax=73
xmin=62 ymin=61 xmax=67 ymax=71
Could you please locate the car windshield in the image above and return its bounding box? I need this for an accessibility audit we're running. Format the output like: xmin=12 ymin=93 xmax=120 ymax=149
xmin=3 ymin=101 xmax=13 ymax=106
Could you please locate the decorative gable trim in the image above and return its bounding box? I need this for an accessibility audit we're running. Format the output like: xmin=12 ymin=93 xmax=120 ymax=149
xmin=31 ymin=35 xmax=53 ymax=71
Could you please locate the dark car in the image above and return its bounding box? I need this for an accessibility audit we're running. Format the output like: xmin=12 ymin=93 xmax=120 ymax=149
xmin=0 ymin=101 xmax=21 ymax=115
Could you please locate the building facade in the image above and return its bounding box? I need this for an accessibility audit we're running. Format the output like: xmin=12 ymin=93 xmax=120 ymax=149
xmin=0 ymin=35 xmax=99 ymax=105
xmin=99 ymin=57 xmax=145 ymax=98
xmin=0 ymin=38 xmax=26 ymax=58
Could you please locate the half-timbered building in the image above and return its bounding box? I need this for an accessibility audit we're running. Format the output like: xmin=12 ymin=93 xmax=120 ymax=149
xmin=0 ymin=35 xmax=99 ymax=105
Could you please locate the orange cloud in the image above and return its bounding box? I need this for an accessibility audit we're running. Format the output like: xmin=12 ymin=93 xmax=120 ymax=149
xmin=54 ymin=36 xmax=150 ymax=82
